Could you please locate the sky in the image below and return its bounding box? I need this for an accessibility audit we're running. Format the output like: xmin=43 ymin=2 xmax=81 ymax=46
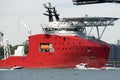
xmin=0 ymin=0 xmax=120 ymax=45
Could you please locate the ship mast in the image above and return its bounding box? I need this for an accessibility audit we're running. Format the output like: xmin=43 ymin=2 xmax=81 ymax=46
xmin=53 ymin=7 xmax=60 ymax=21
xmin=43 ymin=3 xmax=60 ymax=22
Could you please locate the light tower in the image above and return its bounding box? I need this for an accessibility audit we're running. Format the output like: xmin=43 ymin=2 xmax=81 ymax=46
xmin=4 ymin=39 xmax=11 ymax=59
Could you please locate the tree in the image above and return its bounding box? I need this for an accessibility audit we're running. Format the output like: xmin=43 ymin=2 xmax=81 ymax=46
xmin=0 ymin=46 xmax=4 ymax=59
xmin=24 ymin=44 xmax=28 ymax=54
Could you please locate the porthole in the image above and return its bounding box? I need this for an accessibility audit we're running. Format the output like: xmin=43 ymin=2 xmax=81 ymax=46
xmin=40 ymin=63 xmax=43 ymax=65
xmin=64 ymin=53 xmax=67 ymax=55
xmin=88 ymin=48 xmax=91 ymax=53
xmin=63 ymin=37 xmax=66 ymax=41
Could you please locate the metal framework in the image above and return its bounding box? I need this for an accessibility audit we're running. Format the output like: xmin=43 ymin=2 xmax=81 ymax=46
xmin=73 ymin=0 xmax=120 ymax=5
xmin=62 ymin=17 xmax=119 ymax=39
xmin=4 ymin=39 xmax=11 ymax=59
xmin=43 ymin=3 xmax=60 ymax=22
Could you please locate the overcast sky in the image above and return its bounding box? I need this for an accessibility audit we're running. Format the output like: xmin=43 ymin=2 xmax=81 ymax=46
xmin=0 ymin=0 xmax=120 ymax=45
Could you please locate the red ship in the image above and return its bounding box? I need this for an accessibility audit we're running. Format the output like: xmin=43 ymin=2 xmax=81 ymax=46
xmin=0 ymin=3 xmax=119 ymax=69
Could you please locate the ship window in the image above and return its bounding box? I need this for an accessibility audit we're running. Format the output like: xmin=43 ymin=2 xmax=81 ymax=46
xmin=39 ymin=43 xmax=54 ymax=52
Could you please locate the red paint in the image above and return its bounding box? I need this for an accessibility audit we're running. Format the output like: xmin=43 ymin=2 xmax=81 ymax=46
xmin=0 ymin=34 xmax=109 ymax=68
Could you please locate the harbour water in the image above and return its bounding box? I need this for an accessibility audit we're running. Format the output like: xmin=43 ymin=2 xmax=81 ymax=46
xmin=0 ymin=68 xmax=120 ymax=80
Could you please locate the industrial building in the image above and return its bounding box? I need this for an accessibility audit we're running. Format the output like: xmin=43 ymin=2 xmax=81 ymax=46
xmin=108 ymin=40 xmax=120 ymax=67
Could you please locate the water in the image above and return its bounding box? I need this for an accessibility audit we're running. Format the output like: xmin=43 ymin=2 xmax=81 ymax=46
xmin=0 ymin=68 xmax=120 ymax=80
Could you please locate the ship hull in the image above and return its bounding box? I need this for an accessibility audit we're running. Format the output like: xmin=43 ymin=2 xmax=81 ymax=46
xmin=0 ymin=34 xmax=109 ymax=68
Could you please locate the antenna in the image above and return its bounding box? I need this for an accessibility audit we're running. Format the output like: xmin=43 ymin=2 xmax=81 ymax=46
xmin=53 ymin=7 xmax=60 ymax=21
xmin=43 ymin=3 xmax=60 ymax=22
xmin=43 ymin=3 xmax=54 ymax=22
xmin=18 ymin=19 xmax=31 ymax=36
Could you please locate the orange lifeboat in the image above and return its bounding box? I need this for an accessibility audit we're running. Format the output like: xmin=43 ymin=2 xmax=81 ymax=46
xmin=40 ymin=45 xmax=50 ymax=49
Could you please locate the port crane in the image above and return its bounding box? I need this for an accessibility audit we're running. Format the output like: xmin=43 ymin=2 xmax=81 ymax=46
xmin=73 ymin=0 xmax=120 ymax=5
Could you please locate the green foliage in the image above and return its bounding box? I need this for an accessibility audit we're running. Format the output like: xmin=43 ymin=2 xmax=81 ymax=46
xmin=0 ymin=46 xmax=4 ymax=59
xmin=24 ymin=44 xmax=28 ymax=54
xmin=10 ymin=45 xmax=19 ymax=54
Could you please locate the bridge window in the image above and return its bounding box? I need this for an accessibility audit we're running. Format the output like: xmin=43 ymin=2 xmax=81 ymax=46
xmin=39 ymin=43 xmax=54 ymax=52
